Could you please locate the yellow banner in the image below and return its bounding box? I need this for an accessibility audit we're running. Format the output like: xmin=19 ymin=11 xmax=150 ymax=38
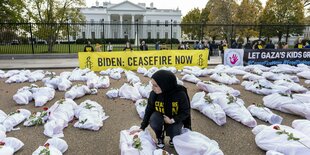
xmin=78 ymin=50 xmax=209 ymax=71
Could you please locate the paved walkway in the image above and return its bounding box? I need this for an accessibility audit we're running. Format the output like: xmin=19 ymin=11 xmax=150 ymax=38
xmin=0 ymin=55 xmax=222 ymax=70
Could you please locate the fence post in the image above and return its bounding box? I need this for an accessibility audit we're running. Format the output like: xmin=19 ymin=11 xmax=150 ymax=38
xmin=136 ymin=20 xmax=139 ymax=51
xmin=286 ymin=24 xmax=290 ymax=43
xmin=29 ymin=23 xmax=34 ymax=54
xmin=230 ymin=24 xmax=234 ymax=47
xmin=102 ymin=19 xmax=105 ymax=52
xmin=171 ymin=19 xmax=173 ymax=49
xmin=66 ymin=21 xmax=71 ymax=53
xmin=259 ymin=24 xmax=262 ymax=40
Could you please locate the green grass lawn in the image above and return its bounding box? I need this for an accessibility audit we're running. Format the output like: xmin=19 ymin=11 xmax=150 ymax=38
xmin=0 ymin=44 xmax=181 ymax=54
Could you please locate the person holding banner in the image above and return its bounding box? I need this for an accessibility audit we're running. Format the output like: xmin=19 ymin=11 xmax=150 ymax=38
xmin=253 ymin=40 xmax=264 ymax=49
xmin=140 ymin=40 xmax=148 ymax=51
xmin=106 ymin=42 xmax=113 ymax=52
xmin=84 ymin=41 xmax=94 ymax=52
xmin=123 ymin=41 xmax=133 ymax=51
xmin=129 ymin=70 xmax=191 ymax=149
xmin=294 ymin=38 xmax=304 ymax=49
xmin=95 ymin=43 xmax=102 ymax=52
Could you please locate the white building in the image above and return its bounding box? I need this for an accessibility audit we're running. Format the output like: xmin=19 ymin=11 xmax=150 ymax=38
xmin=79 ymin=1 xmax=182 ymax=41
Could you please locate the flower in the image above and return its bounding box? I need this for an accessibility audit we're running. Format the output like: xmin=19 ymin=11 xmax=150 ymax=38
xmin=273 ymin=125 xmax=280 ymax=130
xmin=44 ymin=143 xmax=50 ymax=148
xmin=43 ymin=107 xmax=48 ymax=111
xmin=133 ymin=135 xmax=139 ymax=139
xmin=16 ymin=109 xmax=20 ymax=113
xmin=0 ymin=141 xmax=5 ymax=145
xmin=132 ymin=135 xmax=143 ymax=151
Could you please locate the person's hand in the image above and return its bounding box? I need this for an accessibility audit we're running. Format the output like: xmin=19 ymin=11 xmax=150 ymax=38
xmin=129 ymin=129 xmax=142 ymax=135
xmin=163 ymin=115 xmax=175 ymax=124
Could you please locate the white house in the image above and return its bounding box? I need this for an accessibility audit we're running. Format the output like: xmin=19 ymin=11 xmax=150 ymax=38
xmin=78 ymin=1 xmax=182 ymax=41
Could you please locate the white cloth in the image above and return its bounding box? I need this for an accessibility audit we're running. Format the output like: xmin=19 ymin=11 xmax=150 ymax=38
xmin=241 ymin=79 xmax=290 ymax=95
xmin=210 ymin=92 xmax=257 ymax=128
xmin=23 ymin=111 xmax=49 ymax=126
xmin=247 ymin=105 xmax=283 ymax=125
xmin=292 ymin=119 xmax=310 ymax=136
xmin=252 ymin=124 xmax=310 ymax=155
xmin=1 ymin=109 xmax=31 ymax=132
xmin=13 ymin=86 xmax=33 ymax=105
xmin=5 ymin=74 xmax=28 ymax=83
xmin=120 ymin=126 xmax=156 ymax=155
xmin=274 ymin=79 xmax=307 ymax=93
xmin=135 ymin=99 xmax=148 ymax=119
xmin=182 ymin=74 xmax=201 ymax=84
xmin=134 ymin=82 xmax=152 ymax=98
xmin=191 ymin=92 xmax=226 ymax=126
xmin=2 ymin=70 xmax=20 ymax=78
xmin=32 ymin=87 xmax=55 ymax=107
xmin=106 ymin=88 xmax=119 ymax=98
xmin=119 ymin=83 xmax=142 ymax=101
xmin=143 ymin=67 xmax=158 ymax=78
xmin=196 ymin=81 xmax=240 ymax=96
xmin=210 ymin=72 xmax=240 ymax=85
xmin=266 ymin=150 xmax=285 ymax=155
xmin=28 ymin=70 xmax=45 ymax=82
xmin=65 ymin=85 xmax=92 ymax=100
xmin=173 ymin=129 xmax=224 ymax=155
xmin=74 ymin=100 xmax=109 ymax=131
xmin=125 ymin=71 xmax=141 ymax=84
xmin=263 ymin=93 xmax=310 ymax=119
xmin=153 ymin=149 xmax=171 ymax=155
xmin=68 ymin=68 xmax=90 ymax=81
xmin=297 ymin=70 xmax=310 ymax=79
xmin=242 ymin=73 xmax=265 ymax=81
xmin=45 ymin=137 xmax=68 ymax=153
xmin=305 ymin=80 xmax=310 ymax=84
xmin=262 ymin=72 xmax=299 ymax=83
xmin=109 ymin=68 xmax=123 ymax=80
xmin=137 ymin=67 xmax=147 ymax=74
xmin=99 ymin=68 xmax=111 ymax=75
xmin=44 ymin=119 xmax=66 ymax=138
xmin=87 ymin=76 xmax=110 ymax=89
xmin=0 ymin=137 xmax=24 ymax=155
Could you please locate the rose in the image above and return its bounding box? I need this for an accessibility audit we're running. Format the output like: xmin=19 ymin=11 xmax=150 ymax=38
xmin=43 ymin=107 xmax=48 ymax=111
xmin=16 ymin=109 xmax=20 ymax=113
xmin=0 ymin=141 xmax=5 ymax=145
xmin=44 ymin=143 xmax=50 ymax=148
xmin=133 ymin=135 xmax=138 ymax=139
xmin=273 ymin=125 xmax=280 ymax=130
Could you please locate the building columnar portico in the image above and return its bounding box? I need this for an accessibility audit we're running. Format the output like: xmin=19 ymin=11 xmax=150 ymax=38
xmin=79 ymin=1 xmax=182 ymax=41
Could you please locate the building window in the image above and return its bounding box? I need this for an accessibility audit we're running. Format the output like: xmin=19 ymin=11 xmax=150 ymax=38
xmin=101 ymin=19 xmax=104 ymax=23
xmin=82 ymin=32 xmax=85 ymax=39
xmin=147 ymin=20 xmax=151 ymax=27
xmin=156 ymin=20 xmax=160 ymax=27
xmin=90 ymin=19 xmax=94 ymax=24
xmin=114 ymin=32 xmax=118 ymax=39
xmin=148 ymin=32 xmax=151 ymax=39
xmin=91 ymin=32 xmax=95 ymax=39
xmin=165 ymin=20 xmax=168 ymax=27
xmin=157 ymin=32 xmax=160 ymax=39
xmin=173 ymin=32 xmax=177 ymax=39
xmin=101 ymin=32 xmax=104 ymax=38
xmin=174 ymin=20 xmax=177 ymax=27
xmin=165 ymin=32 xmax=168 ymax=39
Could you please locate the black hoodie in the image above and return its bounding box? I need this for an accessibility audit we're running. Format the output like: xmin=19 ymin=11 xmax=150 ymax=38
xmin=140 ymin=70 xmax=191 ymax=130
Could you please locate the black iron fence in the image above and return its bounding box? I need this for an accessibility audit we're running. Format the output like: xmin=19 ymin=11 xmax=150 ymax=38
xmin=0 ymin=22 xmax=309 ymax=54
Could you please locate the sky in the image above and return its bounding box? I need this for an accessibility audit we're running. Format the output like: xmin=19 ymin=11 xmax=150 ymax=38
xmin=86 ymin=0 xmax=267 ymax=17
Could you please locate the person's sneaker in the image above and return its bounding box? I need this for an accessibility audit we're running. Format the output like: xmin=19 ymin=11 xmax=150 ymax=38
xmin=169 ymin=139 xmax=174 ymax=147
xmin=157 ymin=138 xmax=165 ymax=149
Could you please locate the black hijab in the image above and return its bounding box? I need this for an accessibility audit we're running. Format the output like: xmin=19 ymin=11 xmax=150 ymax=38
xmin=151 ymin=70 xmax=177 ymax=94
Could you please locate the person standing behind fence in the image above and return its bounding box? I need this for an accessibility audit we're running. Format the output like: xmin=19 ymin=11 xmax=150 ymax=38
xmin=123 ymin=41 xmax=133 ymax=51
xmin=95 ymin=43 xmax=102 ymax=52
xmin=84 ymin=41 xmax=94 ymax=52
xmin=106 ymin=42 xmax=113 ymax=52
xmin=140 ymin=40 xmax=148 ymax=51
xmin=155 ymin=41 xmax=160 ymax=50
xmin=294 ymin=38 xmax=304 ymax=49
xmin=253 ymin=40 xmax=264 ymax=49
xmin=265 ymin=41 xmax=275 ymax=49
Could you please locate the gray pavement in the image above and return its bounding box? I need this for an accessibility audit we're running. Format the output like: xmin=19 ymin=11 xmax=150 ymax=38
xmin=0 ymin=55 xmax=222 ymax=69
